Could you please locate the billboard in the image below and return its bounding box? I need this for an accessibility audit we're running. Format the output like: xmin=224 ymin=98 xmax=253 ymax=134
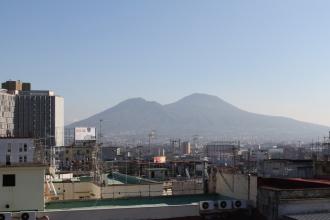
xmin=74 ymin=127 xmax=96 ymax=141
xmin=153 ymin=156 xmax=166 ymax=164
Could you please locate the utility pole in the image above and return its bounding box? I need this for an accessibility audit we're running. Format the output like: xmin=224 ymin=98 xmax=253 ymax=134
xmin=99 ymin=119 xmax=103 ymax=144
xmin=148 ymin=130 xmax=155 ymax=171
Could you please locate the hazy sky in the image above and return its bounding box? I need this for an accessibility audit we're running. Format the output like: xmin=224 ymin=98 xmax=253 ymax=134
xmin=1 ymin=0 xmax=329 ymax=126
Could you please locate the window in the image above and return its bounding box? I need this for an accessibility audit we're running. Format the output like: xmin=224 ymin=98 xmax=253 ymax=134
xmin=23 ymin=156 xmax=27 ymax=163
xmin=23 ymin=144 xmax=27 ymax=152
xmin=19 ymin=156 xmax=23 ymax=163
xmin=3 ymin=174 xmax=15 ymax=187
xmin=6 ymin=155 xmax=10 ymax=165
xmin=7 ymin=143 xmax=11 ymax=153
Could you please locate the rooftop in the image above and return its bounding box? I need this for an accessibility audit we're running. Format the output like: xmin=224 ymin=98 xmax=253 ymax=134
xmin=259 ymin=178 xmax=330 ymax=190
xmin=0 ymin=163 xmax=47 ymax=168
xmin=109 ymin=172 xmax=158 ymax=185
xmin=285 ymin=212 xmax=330 ymax=220
xmin=45 ymin=194 xmax=229 ymax=210
xmin=263 ymin=159 xmax=313 ymax=163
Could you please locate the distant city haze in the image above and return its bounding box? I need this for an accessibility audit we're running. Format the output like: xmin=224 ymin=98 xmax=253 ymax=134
xmin=0 ymin=1 xmax=329 ymax=126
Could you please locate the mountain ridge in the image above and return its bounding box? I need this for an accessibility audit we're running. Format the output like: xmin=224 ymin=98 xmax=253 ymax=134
xmin=68 ymin=93 xmax=329 ymax=141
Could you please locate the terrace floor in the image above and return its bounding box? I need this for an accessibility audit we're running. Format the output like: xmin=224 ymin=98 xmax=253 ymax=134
xmin=45 ymin=194 xmax=229 ymax=210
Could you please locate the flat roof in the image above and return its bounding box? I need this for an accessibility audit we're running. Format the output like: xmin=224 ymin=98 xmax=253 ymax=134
xmin=45 ymin=194 xmax=231 ymax=210
xmin=285 ymin=212 xmax=330 ymax=220
xmin=259 ymin=178 xmax=330 ymax=190
xmin=0 ymin=163 xmax=47 ymax=168
xmin=110 ymin=172 xmax=158 ymax=185
xmin=147 ymin=168 xmax=168 ymax=171
xmin=264 ymin=159 xmax=313 ymax=162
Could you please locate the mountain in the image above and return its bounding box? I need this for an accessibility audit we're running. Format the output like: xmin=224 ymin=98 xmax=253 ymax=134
xmin=68 ymin=93 xmax=329 ymax=141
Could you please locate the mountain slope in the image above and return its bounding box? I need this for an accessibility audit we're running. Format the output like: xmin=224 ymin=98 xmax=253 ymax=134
xmin=68 ymin=93 xmax=329 ymax=141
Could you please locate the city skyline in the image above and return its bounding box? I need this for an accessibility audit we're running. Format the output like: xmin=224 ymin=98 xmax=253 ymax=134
xmin=1 ymin=1 xmax=330 ymax=126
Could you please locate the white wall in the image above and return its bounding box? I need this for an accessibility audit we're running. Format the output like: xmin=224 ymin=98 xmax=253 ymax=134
xmin=46 ymin=182 xmax=164 ymax=201
xmin=0 ymin=166 xmax=45 ymax=211
xmin=172 ymin=180 xmax=203 ymax=195
xmin=0 ymin=138 xmax=35 ymax=164
xmin=210 ymin=171 xmax=257 ymax=207
xmin=46 ymin=182 xmax=101 ymax=201
xmin=54 ymin=96 xmax=64 ymax=147
xmin=101 ymin=184 xmax=163 ymax=199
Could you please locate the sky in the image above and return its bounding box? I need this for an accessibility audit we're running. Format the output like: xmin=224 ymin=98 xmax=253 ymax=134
xmin=0 ymin=0 xmax=330 ymax=126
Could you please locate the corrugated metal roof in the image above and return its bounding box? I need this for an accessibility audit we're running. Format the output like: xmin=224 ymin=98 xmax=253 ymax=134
xmin=286 ymin=212 xmax=330 ymax=220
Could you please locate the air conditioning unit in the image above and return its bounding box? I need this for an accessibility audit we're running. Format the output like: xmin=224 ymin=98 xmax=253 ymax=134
xmin=20 ymin=212 xmax=36 ymax=220
xmin=0 ymin=212 xmax=12 ymax=220
xmin=217 ymin=200 xmax=232 ymax=210
xmin=199 ymin=201 xmax=216 ymax=212
xmin=232 ymin=200 xmax=247 ymax=209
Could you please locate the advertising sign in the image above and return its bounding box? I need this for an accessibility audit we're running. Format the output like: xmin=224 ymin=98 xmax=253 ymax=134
xmin=74 ymin=127 xmax=96 ymax=141
xmin=153 ymin=156 xmax=166 ymax=164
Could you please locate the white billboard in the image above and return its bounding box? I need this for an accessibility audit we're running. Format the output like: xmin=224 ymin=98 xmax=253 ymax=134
xmin=74 ymin=127 xmax=96 ymax=141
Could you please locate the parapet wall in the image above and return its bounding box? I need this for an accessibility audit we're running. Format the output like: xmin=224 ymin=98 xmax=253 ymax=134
xmin=40 ymin=204 xmax=199 ymax=220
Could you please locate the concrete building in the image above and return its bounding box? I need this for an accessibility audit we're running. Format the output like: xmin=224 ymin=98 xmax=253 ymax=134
xmin=181 ymin=141 xmax=191 ymax=155
xmin=257 ymin=178 xmax=330 ymax=220
xmin=147 ymin=168 xmax=168 ymax=181
xmin=1 ymin=80 xmax=64 ymax=147
xmin=101 ymin=146 xmax=121 ymax=161
xmin=0 ymin=138 xmax=36 ymax=165
xmin=208 ymin=167 xmax=258 ymax=207
xmin=268 ymin=147 xmax=284 ymax=159
xmin=0 ymin=90 xmax=15 ymax=137
xmin=250 ymin=149 xmax=269 ymax=162
xmin=258 ymin=159 xmax=314 ymax=179
xmin=0 ymin=164 xmax=46 ymax=212
xmin=1 ymin=80 xmax=31 ymax=92
xmin=314 ymin=161 xmax=330 ymax=178
xmin=15 ymin=90 xmax=64 ymax=147
xmin=59 ymin=144 xmax=93 ymax=172
xmin=205 ymin=141 xmax=239 ymax=166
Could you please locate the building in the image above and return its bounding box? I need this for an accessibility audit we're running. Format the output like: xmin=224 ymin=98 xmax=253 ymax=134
xmin=59 ymin=144 xmax=94 ymax=172
xmin=0 ymin=90 xmax=15 ymax=137
xmin=258 ymin=159 xmax=314 ymax=179
xmin=181 ymin=141 xmax=191 ymax=155
xmin=1 ymin=80 xmax=31 ymax=92
xmin=101 ymin=146 xmax=121 ymax=161
xmin=0 ymin=138 xmax=37 ymax=165
xmin=1 ymin=80 xmax=64 ymax=147
xmin=208 ymin=167 xmax=258 ymax=207
xmin=250 ymin=149 xmax=269 ymax=162
xmin=205 ymin=141 xmax=240 ymax=166
xmin=257 ymin=178 xmax=330 ymax=220
xmin=268 ymin=147 xmax=284 ymax=159
xmin=15 ymin=90 xmax=64 ymax=147
xmin=147 ymin=168 xmax=168 ymax=181
xmin=314 ymin=161 xmax=330 ymax=178
xmin=0 ymin=164 xmax=46 ymax=212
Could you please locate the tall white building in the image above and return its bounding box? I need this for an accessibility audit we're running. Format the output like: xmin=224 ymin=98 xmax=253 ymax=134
xmin=15 ymin=90 xmax=64 ymax=147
